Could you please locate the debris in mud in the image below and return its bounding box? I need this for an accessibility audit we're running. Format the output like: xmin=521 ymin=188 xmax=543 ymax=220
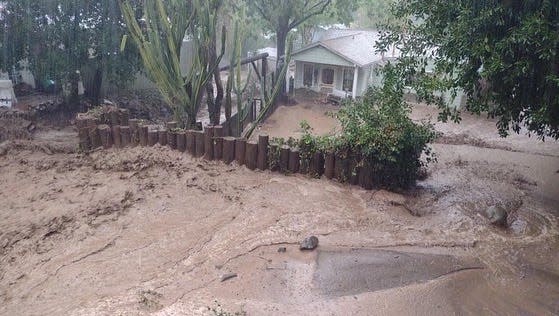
xmin=278 ymin=247 xmax=287 ymax=253
xmin=220 ymin=272 xmax=238 ymax=282
xmin=138 ymin=289 xmax=163 ymax=311
xmin=300 ymin=236 xmax=319 ymax=251
xmin=0 ymin=108 xmax=35 ymax=142
xmin=435 ymin=132 xmax=512 ymax=151
xmin=485 ymin=205 xmax=508 ymax=227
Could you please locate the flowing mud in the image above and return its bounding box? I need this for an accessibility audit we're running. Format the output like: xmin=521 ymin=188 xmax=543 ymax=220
xmin=0 ymin=104 xmax=558 ymax=315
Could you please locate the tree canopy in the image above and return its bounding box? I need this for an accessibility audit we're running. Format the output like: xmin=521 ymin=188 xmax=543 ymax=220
xmin=0 ymin=0 xmax=141 ymax=105
xmin=378 ymin=0 xmax=559 ymax=139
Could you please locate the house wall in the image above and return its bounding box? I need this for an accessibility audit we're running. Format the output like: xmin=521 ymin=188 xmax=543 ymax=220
xmin=294 ymin=61 xmax=371 ymax=98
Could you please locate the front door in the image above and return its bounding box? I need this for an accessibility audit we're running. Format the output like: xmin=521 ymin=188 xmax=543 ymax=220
xmin=303 ymin=64 xmax=314 ymax=87
xmin=320 ymin=68 xmax=335 ymax=93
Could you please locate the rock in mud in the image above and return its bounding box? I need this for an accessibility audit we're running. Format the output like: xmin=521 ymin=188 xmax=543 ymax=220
xmin=220 ymin=273 xmax=238 ymax=282
xmin=485 ymin=205 xmax=508 ymax=227
xmin=300 ymin=236 xmax=319 ymax=251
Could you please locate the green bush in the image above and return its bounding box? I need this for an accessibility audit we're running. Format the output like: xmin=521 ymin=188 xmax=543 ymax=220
xmin=335 ymin=68 xmax=436 ymax=188
xmin=300 ymin=65 xmax=436 ymax=189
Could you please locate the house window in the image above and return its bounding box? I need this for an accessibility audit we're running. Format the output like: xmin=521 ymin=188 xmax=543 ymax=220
xmin=322 ymin=68 xmax=334 ymax=85
xmin=343 ymin=68 xmax=354 ymax=92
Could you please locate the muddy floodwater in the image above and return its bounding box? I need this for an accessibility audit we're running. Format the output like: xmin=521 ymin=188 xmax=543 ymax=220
xmin=0 ymin=103 xmax=558 ymax=315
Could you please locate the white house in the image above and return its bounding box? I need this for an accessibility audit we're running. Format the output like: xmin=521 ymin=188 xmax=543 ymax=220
xmin=291 ymin=30 xmax=395 ymax=99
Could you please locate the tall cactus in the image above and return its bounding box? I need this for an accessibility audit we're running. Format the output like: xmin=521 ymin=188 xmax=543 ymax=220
xmin=119 ymin=0 xmax=225 ymax=128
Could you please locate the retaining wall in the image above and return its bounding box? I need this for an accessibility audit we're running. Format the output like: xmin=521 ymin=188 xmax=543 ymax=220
xmin=76 ymin=117 xmax=375 ymax=190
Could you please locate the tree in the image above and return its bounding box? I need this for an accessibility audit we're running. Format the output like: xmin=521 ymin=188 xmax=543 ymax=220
xmin=0 ymin=0 xmax=141 ymax=106
xmin=377 ymin=0 xmax=559 ymax=139
xmin=354 ymin=0 xmax=396 ymax=29
xmin=245 ymin=0 xmax=334 ymax=96
xmin=120 ymin=0 xmax=225 ymax=127
xmin=298 ymin=0 xmax=358 ymax=45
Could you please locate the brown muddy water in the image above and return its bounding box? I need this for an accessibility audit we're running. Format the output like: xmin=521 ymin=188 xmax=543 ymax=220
xmin=0 ymin=103 xmax=558 ymax=315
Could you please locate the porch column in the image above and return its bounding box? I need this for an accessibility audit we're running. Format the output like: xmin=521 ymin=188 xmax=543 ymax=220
xmin=352 ymin=65 xmax=358 ymax=99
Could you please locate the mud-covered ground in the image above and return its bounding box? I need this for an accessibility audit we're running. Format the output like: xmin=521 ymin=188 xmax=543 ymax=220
xmin=0 ymin=103 xmax=558 ymax=315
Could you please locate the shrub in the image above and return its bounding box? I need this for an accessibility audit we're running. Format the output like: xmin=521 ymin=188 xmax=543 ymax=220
xmin=300 ymin=65 xmax=436 ymax=189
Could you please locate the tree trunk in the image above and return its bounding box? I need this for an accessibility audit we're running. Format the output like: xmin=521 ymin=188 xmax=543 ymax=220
xmin=275 ymin=20 xmax=289 ymax=101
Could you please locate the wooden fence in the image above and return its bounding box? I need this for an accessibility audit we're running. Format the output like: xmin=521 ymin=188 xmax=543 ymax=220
xmin=76 ymin=118 xmax=375 ymax=190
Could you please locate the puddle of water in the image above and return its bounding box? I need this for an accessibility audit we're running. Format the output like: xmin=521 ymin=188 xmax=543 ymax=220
xmin=314 ymin=248 xmax=481 ymax=297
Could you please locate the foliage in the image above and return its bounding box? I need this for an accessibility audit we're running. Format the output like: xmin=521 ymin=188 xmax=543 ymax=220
xmin=354 ymin=0 xmax=397 ymax=29
xmin=242 ymin=34 xmax=294 ymax=139
xmin=208 ymin=300 xmax=246 ymax=316
xmin=377 ymin=0 xmax=559 ymax=140
xmin=295 ymin=65 xmax=435 ymax=188
xmin=297 ymin=0 xmax=359 ymax=45
xmin=336 ymin=66 xmax=436 ymax=188
xmin=120 ymin=0 xmax=225 ymax=128
xmin=245 ymin=0 xmax=334 ymax=95
xmin=0 ymin=0 xmax=141 ymax=105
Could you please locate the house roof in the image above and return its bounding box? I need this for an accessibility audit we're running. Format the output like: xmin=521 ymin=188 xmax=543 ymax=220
xmin=292 ymin=30 xmax=399 ymax=68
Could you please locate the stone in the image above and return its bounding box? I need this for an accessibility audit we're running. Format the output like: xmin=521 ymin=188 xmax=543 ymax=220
xmin=220 ymin=273 xmax=237 ymax=282
xmin=278 ymin=247 xmax=287 ymax=253
xmin=485 ymin=205 xmax=508 ymax=227
xmin=300 ymin=236 xmax=319 ymax=251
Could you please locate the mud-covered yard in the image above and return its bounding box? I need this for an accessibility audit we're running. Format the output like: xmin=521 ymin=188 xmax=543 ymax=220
xmin=0 ymin=102 xmax=558 ymax=315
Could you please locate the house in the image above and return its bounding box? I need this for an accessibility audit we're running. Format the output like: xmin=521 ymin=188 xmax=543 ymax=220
xmin=291 ymin=29 xmax=466 ymax=109
xmin=291 ymin=30 xmax=395 ymax=99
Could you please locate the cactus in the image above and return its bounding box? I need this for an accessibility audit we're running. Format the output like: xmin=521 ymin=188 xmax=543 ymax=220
xmin=119 ymin=0 xmax=225 ymax=128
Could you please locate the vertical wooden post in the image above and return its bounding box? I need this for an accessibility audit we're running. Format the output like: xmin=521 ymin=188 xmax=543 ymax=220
xmin=109 ymin=111 xmax=119 ymax=126
xmin=139 ymin=125 xmax=148 ymax=146
xmin=120 ymin=126 xmax=131 ymax=147
xmin=166 ymin=121 xmax=178 ymax=130
xmin=268 ymin=144 xmax=279 ymax=171
xmin=324 ymin=152 xmax=335 ymax=179
xmin=89 ymin=126 xmax=101 ymax=149
xmin=129 ymin=119 xmax=139 ymax=146
xmin=168 ymin=131 xmax=177 ymax=149
xmin=120 ymin=110 xmax=129 ymax=126
xmin=148 ymin=130 xmax=158 ymax=146
xmin=310 ymin=151 xmax=324 ymax=177
xmin=334 ymin=152 xmax=349 ymax=183
xmin=177 ymin=131 xmax=186 ymax=152
xmin=348 ymin=153 xmax=360 ymax=185
xmin=222 ymin=137 xmax=236 ymax=164
xmin=158 ymin=129 xmax=167 ymax=146
xmin=257 ymin=135 xmax=269 ymax=170
xmin=99 ymin=124 xmax=112 ymax=149
xmin=204 ymin=126 xmax=214 ymax=160
xmin=213 ymin=126 xmax=224 ymax=160
xmin=186 ymin=130 xmax=196 ymax=155
xmin=245 ymin=141 xmax=258 ymax=170
xmin=78 ymin=128 xmax=90 ymax=151
xmin=359 ymin=161 xmax=374 ymax=190
xmin=194 ymin=131 xmax=205 ymax=157
xmin=288 ymin=148 xmax=300 ymax=173
xmin=235 ymin=138 xmax=246 ymax=165
xmin=279 ymin=145 xmax=290 ymax=172
xmin=112 ymin=126 xmax=121 ymax=148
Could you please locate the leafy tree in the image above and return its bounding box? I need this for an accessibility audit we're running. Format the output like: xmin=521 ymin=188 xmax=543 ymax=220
xmin=354 ymin=0 xmax=396 ymax=29
xmin=0 ymin=0 xmax=141 ymax=106
xmin=298 ymin=0 xmax=359 ymax=45
xmin=245 ymin=0 xmax=334 ymax=95
xmin=377 ymin=0 xmax=559 ymax=139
